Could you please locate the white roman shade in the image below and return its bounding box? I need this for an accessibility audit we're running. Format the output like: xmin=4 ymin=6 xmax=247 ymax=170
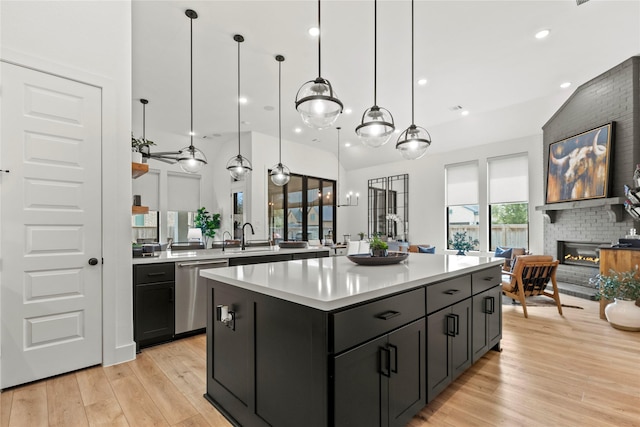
xmin=167 ymin=172 xmax=201 ymax=211
xmin=488 ymin=154 xmax=528 ymax=204
xmin=132 ymin=169 xmax=159 ymax=211
xmin=446 ymin=162 xmax=478 ymax=206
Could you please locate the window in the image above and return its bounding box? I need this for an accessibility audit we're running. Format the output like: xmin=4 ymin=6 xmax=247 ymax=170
xmin=488 ymin=154 xmax=529 ymax=250
xmin=446 ymin=162 xmax=479 ymax=250
xmin=268 ymin=172 xmax=336 ymax=242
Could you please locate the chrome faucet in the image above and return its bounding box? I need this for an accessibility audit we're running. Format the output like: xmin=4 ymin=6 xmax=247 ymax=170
xmin=241 ymin=222 xmax=255 ymax=250
xmin=221 ymin=230 xmax=233 ymax=252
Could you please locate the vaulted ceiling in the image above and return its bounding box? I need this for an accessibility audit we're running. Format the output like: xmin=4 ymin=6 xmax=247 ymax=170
xmin=132 ymin=0 xmax=640 ymax=170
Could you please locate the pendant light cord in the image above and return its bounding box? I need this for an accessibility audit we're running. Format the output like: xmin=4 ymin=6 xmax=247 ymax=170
xmin=237 ymin=38 xmax=241 ymax=154
xmin=336 ymin=127 xmax=340 ymax=202
xmin=278 ymin=60 xmax=282 ymax=164
xmin=317 ymin=0 xmax=321 ymax=77
xmin=190 ymin=15 xmax=194 ymax=149
xmin=411 ymin=0 xmax=415 ymax=125
xmin=142 ymin=102 xmax=146 ymax=140
xmin=373 ymin=0 xmax=377 ymax=105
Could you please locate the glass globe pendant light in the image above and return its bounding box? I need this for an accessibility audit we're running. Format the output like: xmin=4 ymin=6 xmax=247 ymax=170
xmin=295 ymin=0 xmax=343 ymax=130
xmin=226 ymin=34 xmax=253 ymax=180
xmin=396 ymin=0 xmax=431 ymax=160
xmin=355 ymin=0 xmax=395 ymax=148
xmin=178 ymin=9 xmax=207 ymax=174
xmin=270 ymin=55 xmax=291 ymax=187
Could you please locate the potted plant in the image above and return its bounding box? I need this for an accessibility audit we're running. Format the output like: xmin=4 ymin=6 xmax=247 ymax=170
xmin=194 ymin=207 xmax=221 ymax=248
xmin=131 ymin=133 xmax=155 ymax=163
xmin=590 ymin=268 xmax=640 ymax=331
xmin=448 ymin=231 xmax=479 ymax=255
xmin=358 ymin=232 xmax=365 ymax=241
xmin=369 ymin=233 xmax=389 ymax=257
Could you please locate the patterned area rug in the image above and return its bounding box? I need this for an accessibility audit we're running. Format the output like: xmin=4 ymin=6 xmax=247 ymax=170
xmin=502 ymin=295 xmax=584 ymax=309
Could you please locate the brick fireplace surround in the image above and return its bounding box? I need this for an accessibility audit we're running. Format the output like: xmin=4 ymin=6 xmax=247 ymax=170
xmin=540 ymin=56 xmax=640 ymax=297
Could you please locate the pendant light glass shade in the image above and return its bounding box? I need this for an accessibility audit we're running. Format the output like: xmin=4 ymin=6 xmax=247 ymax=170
xmin=295 ymin=0 xmax=343 ymax=129
xmin=356 ymin=0 xmax=395 ymax=147
xmin=226 ymin=154 xmax=252 ymax=180
xmin=270 ymin=55 xmax=291 ymax=186
xmin=227 ymin=34 xmax=252 ymax=180
xmin=178 ymin=9 xmax=207 ymax=174
xmin=396 ymin=0 xmax=431 ymax=160
xmin=270 ymin=163 xmax=291 ymax=186
xmin=396 ymin=124 xmax=431 ymax=160
xmin=356 ymin=106 xmax=395 ymax=148
xmin=178 ymin=146 xmax=207 ymax=173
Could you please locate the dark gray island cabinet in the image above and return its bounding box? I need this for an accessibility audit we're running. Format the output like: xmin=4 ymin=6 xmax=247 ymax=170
xmin=201 ymin=255 xmax=503 ymax=427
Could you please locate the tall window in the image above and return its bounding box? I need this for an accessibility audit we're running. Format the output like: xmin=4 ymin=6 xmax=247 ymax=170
xmin=488 ymin=154 xmax=529 ymax=250
xmin=446 ymin=162 xmax=479 ymax=250
xmin=268 ymin=172 xmax=336 ymax=242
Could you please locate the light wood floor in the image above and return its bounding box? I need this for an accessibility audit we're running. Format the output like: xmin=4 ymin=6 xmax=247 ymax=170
xmin=1 ymin=294 xmax=639 ymax=427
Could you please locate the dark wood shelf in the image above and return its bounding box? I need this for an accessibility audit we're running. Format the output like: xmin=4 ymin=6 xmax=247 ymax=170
xmin=132 ymin=162 xmax=149 ymax=179
xmin=132 ymin=205 xmax=149 ymax=215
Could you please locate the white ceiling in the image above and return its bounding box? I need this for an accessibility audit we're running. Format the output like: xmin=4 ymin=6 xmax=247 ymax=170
xmin=132 ymin=0 xmax=640 ymax=171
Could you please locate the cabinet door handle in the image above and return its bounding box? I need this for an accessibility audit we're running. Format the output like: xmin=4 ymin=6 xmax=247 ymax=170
xmin=484 ymin=296 xmax=495 ymax=314
xmin=483 ymin=276 xmax=495 ymax=281
xmin=452 ymin=313 xmax=460 ymax=336
xmin=376 ymin=310 xmax=400 ymax=320
xmin=379 ymin=347 xmax=391 ymax=377
xmin=388 ymin=344 xmax=398 ymax=374
xmin=445 ymin=314 xmax=456 ymax=337
xmin=169 ymin=287 xmax=174 ymax=303
xmin=147 ymin=272 xmax=165 ymax=277
xmin=444 ymin=289 xmax=460 ymax=295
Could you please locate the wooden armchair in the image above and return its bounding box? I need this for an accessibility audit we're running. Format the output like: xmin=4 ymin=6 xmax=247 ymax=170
xmin=502 ymin=255 xmax=563 ymax=318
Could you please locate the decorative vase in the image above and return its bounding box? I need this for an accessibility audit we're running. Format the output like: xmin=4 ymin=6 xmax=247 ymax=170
xmin=604 ymin=299 xmax=640 ymax=331
xmin=132 ymin=150 xmax=143 ymax=163
xmin=370 ymin=249 xmax=388 ymax=257
xmin=456 ymin=249 xmax=466 ymax=256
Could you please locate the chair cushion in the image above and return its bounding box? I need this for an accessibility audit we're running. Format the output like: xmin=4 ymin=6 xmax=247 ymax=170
xmin=418 ymin=246 xmax=435 ymax=254
xmin=494 ymin=246 xmax=513 ymax=258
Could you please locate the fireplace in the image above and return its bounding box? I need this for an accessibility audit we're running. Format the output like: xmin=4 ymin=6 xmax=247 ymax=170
xmin=557 ymin=241 xmax=606 ymax=267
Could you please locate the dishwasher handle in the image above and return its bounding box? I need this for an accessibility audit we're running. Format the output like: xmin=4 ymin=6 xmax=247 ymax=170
xmin=178 ymin=260 xmax=229 ymax=268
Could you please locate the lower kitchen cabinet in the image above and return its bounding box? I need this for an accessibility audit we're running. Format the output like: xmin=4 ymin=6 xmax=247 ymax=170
xmin=426 ymin=298 xmax=471 ymax=402
xmin=133 ymin=263 xmax=175 ymax=350
xmin=471 ymin=285 xmax=502 ymax=363
xmin=334 ymin=319 xmax=426 ymax=427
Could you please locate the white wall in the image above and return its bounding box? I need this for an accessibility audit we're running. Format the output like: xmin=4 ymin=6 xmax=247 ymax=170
xmin=1 ymin=0 xmax=134 ymax=366
xmin=343 ymin=134 xmax=545 ymax=255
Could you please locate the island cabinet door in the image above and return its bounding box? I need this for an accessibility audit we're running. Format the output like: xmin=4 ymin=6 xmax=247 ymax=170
xmin=334 ymin=319 xmax=426 ymax=427
xmin=471 ymin=285 xmax=502 ymax=363
xmin=426 ymin=298 xmax=472 ymax=403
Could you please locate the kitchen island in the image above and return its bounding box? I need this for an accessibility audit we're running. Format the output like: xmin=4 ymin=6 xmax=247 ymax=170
xmin=201 ymin=254 xmax=504 ymax=427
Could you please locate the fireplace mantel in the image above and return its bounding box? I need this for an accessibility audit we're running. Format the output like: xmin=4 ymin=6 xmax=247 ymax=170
xmin=535 ymin=197 xmax=626 ymax=223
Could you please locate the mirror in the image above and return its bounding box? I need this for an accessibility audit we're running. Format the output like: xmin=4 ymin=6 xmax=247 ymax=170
xmin=368 ymin=174 xmax=409 ymax=241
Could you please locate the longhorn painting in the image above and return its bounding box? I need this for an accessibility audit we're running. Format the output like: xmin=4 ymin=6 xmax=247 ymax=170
xmin=546 ymin=123 xmax=613 ymax=203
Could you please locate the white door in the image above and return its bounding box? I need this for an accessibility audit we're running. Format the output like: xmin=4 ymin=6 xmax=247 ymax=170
xmin=0 ymin=62 xmax=102 ymax=388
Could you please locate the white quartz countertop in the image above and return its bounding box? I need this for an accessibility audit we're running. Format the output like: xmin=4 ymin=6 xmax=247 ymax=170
xmin=132 ymin=246 xmax=330 ymax=265
xmin=200 ymin=254 xmax=504 ymax=311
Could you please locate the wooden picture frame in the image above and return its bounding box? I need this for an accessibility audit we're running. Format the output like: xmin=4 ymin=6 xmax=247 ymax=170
xmin=545 ymin=122 xmax=614 ymax=204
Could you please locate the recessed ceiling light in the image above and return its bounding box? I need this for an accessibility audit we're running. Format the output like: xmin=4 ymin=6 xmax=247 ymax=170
xmin=189 ymin=131 xmax=195 ymax=136
xmin=264 ymin=106 xmax=275 ymax=111
xmin=461 ymin=110 xmax=469 ymax=116
xmin=294 ymin=127 xmax=302 ymax=133
xmin=344 ymin=108 xmax=352 ymax=114
xmin=560 ymin=81 xmax=571 ymax=89
xmin=535 ymin=29 xmax=550 ymax=39
xmin=345 ymin=142 xmax=351 ymax=147
xmin=239 ymin=97 xmax=248 ymax=104
xmin=417 ymin=78 xmax=427 ymax=86
xmin=394 ymin=128 xmax=401 ymax=134
xmin=308 ymin=27 xmax=320 ymax=37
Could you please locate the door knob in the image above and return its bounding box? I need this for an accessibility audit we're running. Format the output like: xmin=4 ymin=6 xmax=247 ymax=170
xmin=88 ymin=258 xmax=99 ymax=265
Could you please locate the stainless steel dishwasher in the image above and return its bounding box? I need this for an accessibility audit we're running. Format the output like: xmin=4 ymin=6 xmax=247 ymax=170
xmin=175 ymin=259 xmax=229 ymax=334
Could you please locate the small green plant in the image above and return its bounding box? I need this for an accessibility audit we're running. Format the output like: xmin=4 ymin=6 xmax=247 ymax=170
xmin=589 ymin=268 xmax=640 ymax=301
xmin=358 ymin=232 xmax=366 ymax=240
xmin=448 ymin=231 xmax=479 ymax=254
xmin=194 ymin=207 xmax=221 ymax=246
xmin=131 ymin=132 xmax=156 ymax=151
xmin=369 ymin=233 xmax=389 ymax=251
